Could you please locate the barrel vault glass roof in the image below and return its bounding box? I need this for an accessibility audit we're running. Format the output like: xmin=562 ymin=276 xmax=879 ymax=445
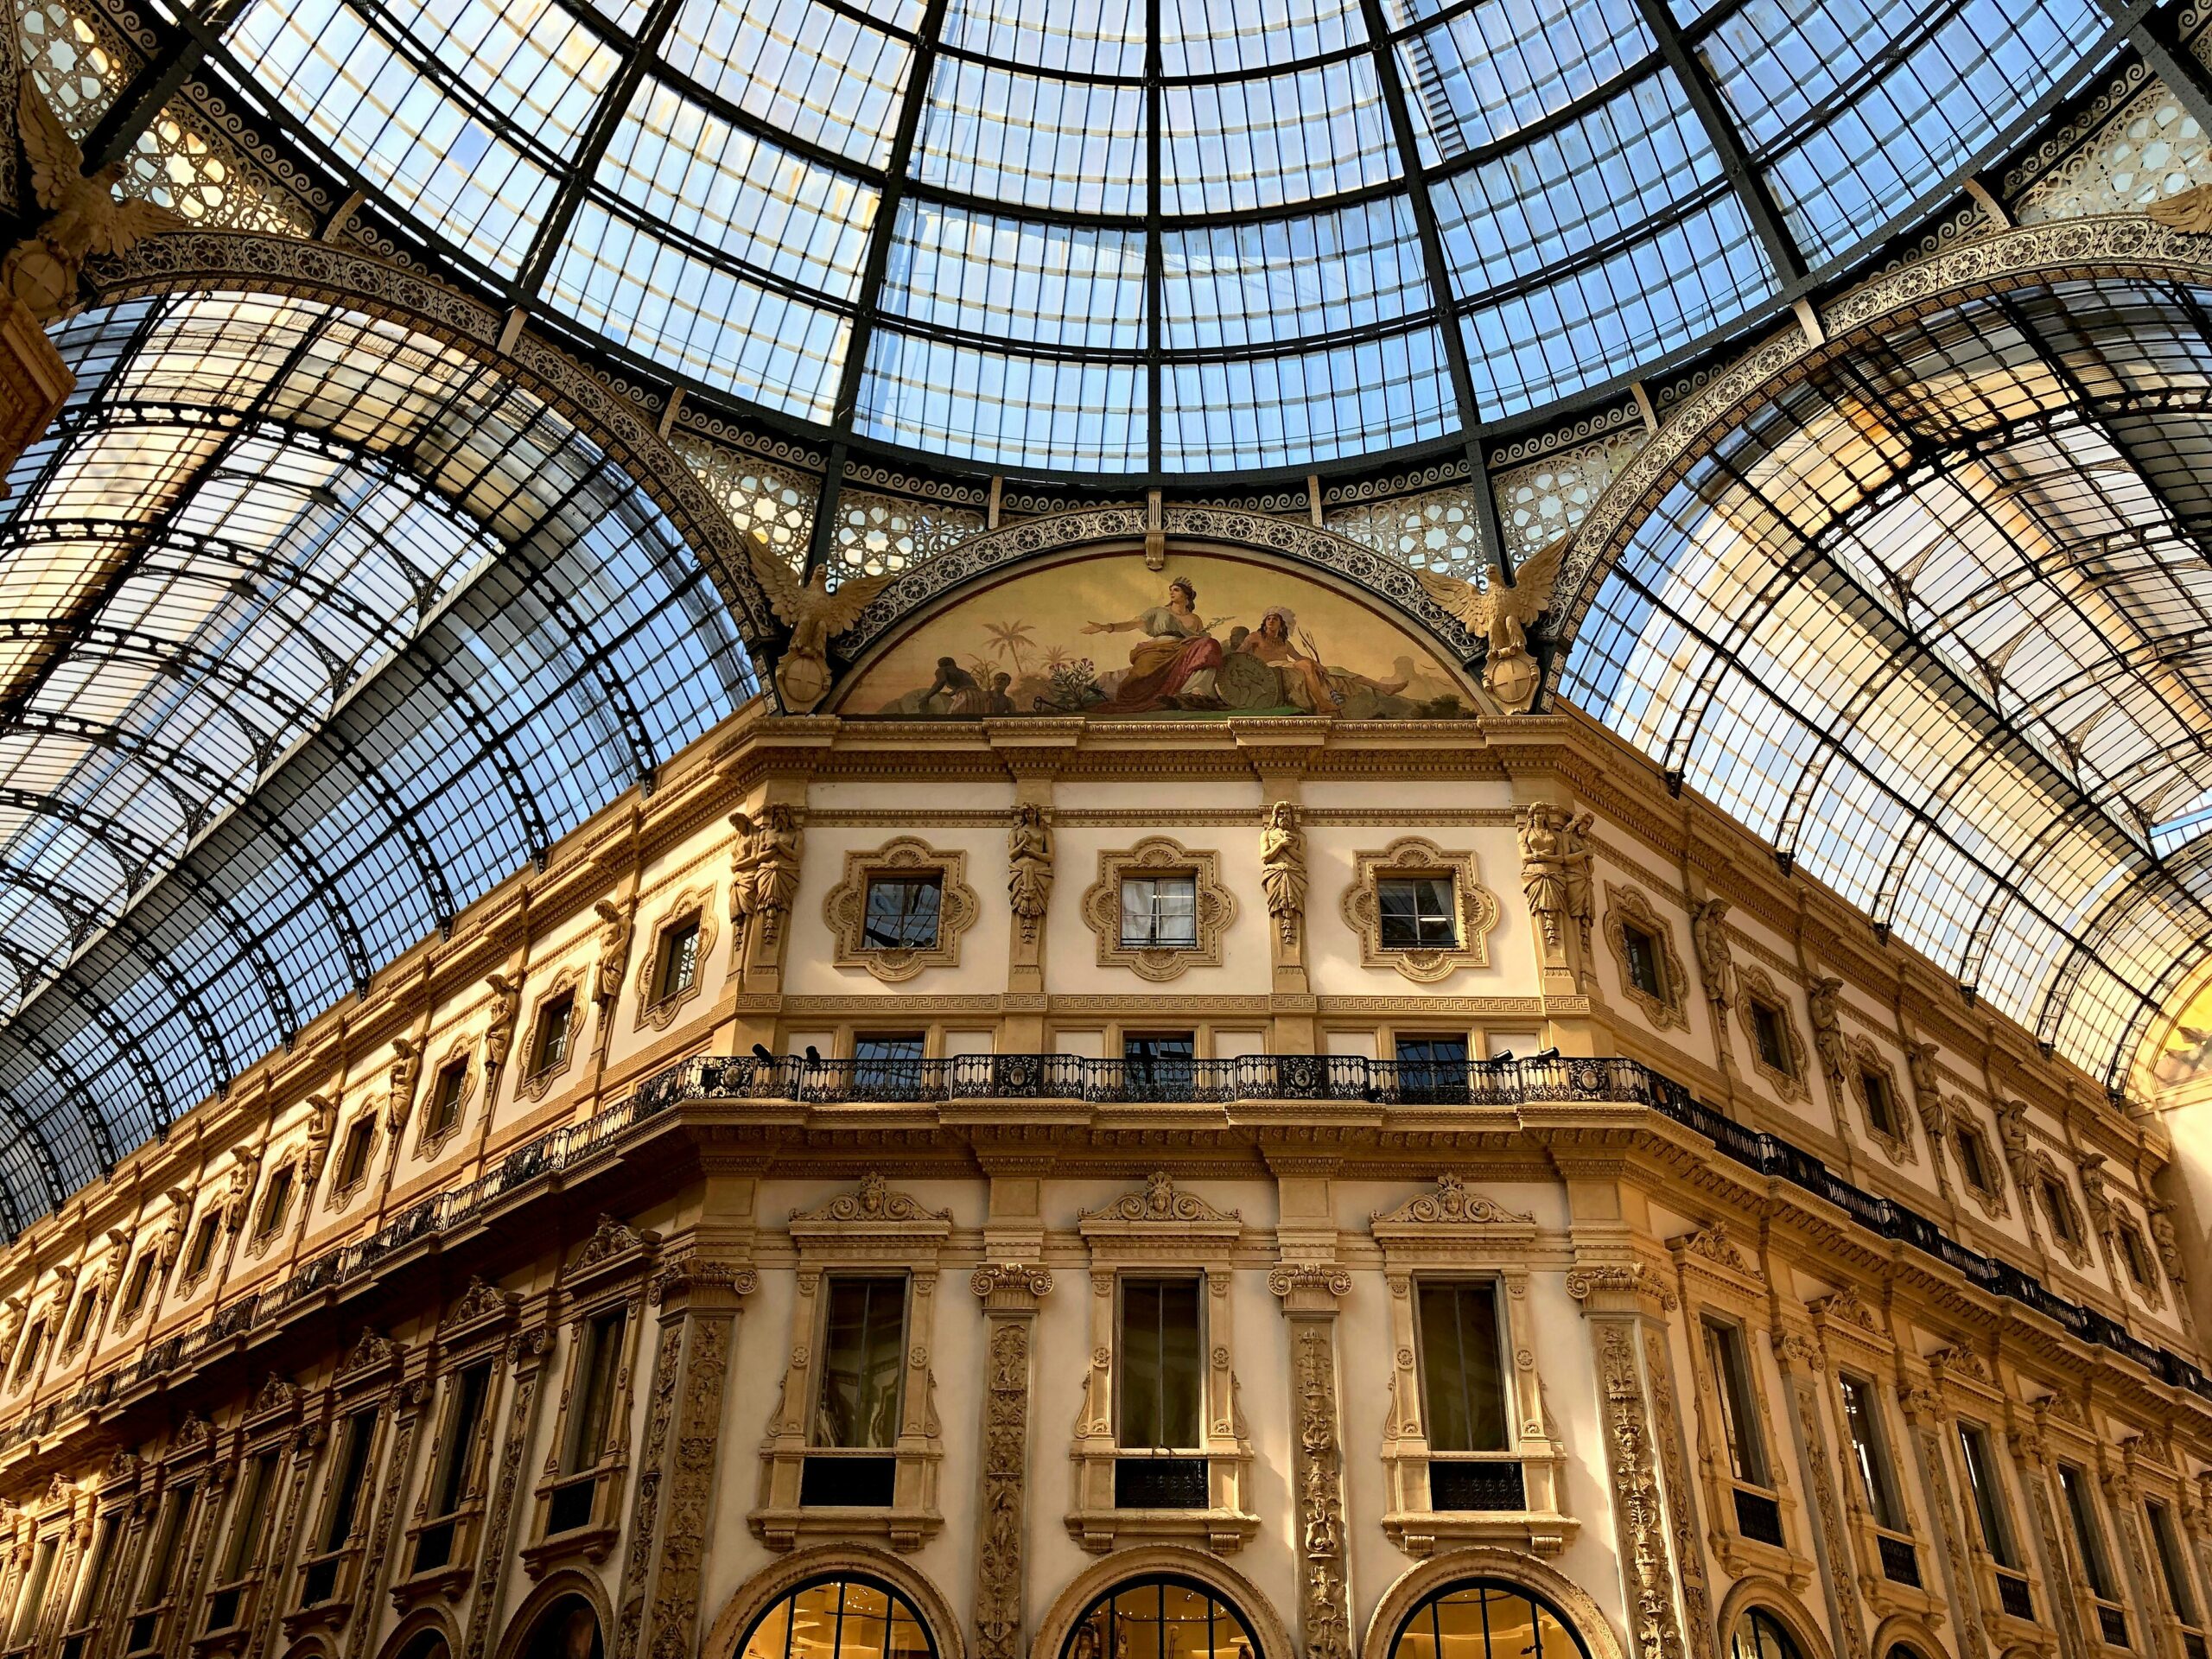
xmin=0 ymin=292 xmax=755 ymax=1229
xmin=194 ymin=0 xmax=2123 ymax=476
xmin=1565 ymin=277 xmax=2212 ymax=1092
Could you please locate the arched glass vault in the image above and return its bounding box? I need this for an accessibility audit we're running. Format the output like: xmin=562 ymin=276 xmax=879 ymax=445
xmin=113 ymin=0 xmax=2127 ymax=477
xmin=1565 ymin=276 xmax=2212 ymax=1089
xmin=0 ymin=290 xmax=756 ymax=1226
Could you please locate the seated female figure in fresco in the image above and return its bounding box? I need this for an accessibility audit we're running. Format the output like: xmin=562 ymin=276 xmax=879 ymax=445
xmin=1084 ymin=577 xmax=1228 ymax=711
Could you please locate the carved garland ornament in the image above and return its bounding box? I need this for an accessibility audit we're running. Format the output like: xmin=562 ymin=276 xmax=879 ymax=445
xmin=632 ymin=886 xmax=718 ymax=1033
xmin=822 ymin=838 xmax=981 ymax=983
xmin=1601 ymin=882 xmax=1691 ymax=1033
xmin=1338 ymin=838 xmax=1501 ymax=982
xmin=1079 ymin=837 xmax=1236 ymax=982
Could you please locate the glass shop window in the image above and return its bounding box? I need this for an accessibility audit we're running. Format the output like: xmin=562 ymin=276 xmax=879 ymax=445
xmin=1388 ymin=1581 xmax=1590 ymax=1659
xmin=738 ymin=1577 xmax=935 ymax=1659
xmin=1119 ymin=874 xmax=1197 ymax=948
xmin=1378 ymin=875 xmax=1456 ymax=949
xmin=863 ymin=876 xmax=942 ymax=950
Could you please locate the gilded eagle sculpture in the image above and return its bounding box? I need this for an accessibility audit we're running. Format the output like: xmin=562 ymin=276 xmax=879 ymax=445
xmin=5 ymin=76 xmax=184 ymax=321
xmin=1412 ymin=531 xmax=1568 ymax=713
xmin=743 ymin=531 xmax=894 ymax=714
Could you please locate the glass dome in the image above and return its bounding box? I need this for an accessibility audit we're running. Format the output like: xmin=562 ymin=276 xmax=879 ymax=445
xmin=199 ymin=0 xmax=2116 ymax=477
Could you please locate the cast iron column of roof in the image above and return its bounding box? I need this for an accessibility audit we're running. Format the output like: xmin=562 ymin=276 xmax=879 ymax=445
xmin=1353 ymin=0 xmax=1511 ymax=582
xmin=1628 ymin=0 xmax=1808 ymax=288
xmin=76 ymin=0 xmax=257 ymax=172
xmin=509 ymin=0 xmax=691 ymax=308
xmin=804 ymin=0 xmax=954 ymax=581
xmin=2101 ymin=0 xmax=2212 ymax=137
xmin=1146 ymin=0 xmax=1165 ymax=480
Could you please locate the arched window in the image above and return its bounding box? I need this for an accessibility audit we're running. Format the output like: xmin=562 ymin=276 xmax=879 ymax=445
xmin=517 ymin=1596 xmax=601 ymax=1659
xmin=740 ymin=1578 xmax=935 ymax=1659
xmin=1727 ymin=1609 xmax=1802 ymax=1659
xmin=1063 ymin=1578 xmax=1261 ymax=1659
xmin=1388 ymin=1580 xmax=1591 ymax=1659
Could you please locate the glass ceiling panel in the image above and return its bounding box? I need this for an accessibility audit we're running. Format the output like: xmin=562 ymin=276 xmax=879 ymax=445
xmin=1161 ymin=323 xmax=1457 ymax=469
xmin=660 ymin=0 xmax=915 ymax=168
xmin=175 ymin=0 xmax=2119 ymax=474
xmin=0 ymin=293 xmax=756 ymax=1225
xmin=1563 ymin=278 xmax=2212 ymax=1087
xmin=855 ymin=328 xmax=1147 ymax=471
xmin=1699 ymin=0 xmax=2109 ymax=264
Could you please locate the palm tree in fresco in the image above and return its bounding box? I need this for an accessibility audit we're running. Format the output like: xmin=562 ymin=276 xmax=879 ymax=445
xmin=982 ymin=620 xmax=1035 ymax=680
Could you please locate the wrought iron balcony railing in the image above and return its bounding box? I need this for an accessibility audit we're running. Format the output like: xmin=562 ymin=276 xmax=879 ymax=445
xmin=0 ymin=1052 xmax=2200 ymax=1458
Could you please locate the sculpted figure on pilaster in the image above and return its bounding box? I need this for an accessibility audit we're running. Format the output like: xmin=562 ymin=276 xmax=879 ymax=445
xmin=1516 ymin=802 xmax=1572 ymax=950
xmin=1994 ymin=1100 xmax=2036 ymax=1203
xmin=1905 ymin=1041 xmax=1949 ymax=1141
xmin=592 ymin=899 xmax=632 ymax=1006
xmin=1563 ymin=810 xmax=1596 ymax=960
xmin=223 ymin=1152 xmax=258 ymax=1233
xmin=2076 ymin=1153 xmax=2114 ymax=1242
xmin=1260 ymin=802 xmax=1308 ymax=946
xmin=385 ymin=1038 xmax=417 ymax=1138
xmin=302 ymin=1093 xmax=335 ymax=1181
xmin=729 ymin=804 xmax=803 ymax=955
xmin=156 ymin=1189 xmax=189 ymax=1270
xmin=1007 ymin=804 xmax=1053 ymax=943
xmin=481 ymin=974 xmax=519 ymax=1077
xmin=2147 ymin=1196 xmax=2187 ymax=1292
xmin=1807 ymin=976 xmax=1848 ymax=1086
xmin=1689 ymin=898 xmax=1736 ymax=1014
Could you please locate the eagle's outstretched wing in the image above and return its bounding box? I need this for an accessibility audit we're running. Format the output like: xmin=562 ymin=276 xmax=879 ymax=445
xmin=89 ymin=196 xmax=186 ymax=257
xmin=1414 ymin=567 xmax=1496 ymax=635
xmin=810 ymin=569 xmax=895 ymax=634
xmin=2150 ymin=185 xmax=2212 ymax=235
xmin=19 ymin=76 xmax=84 ymax=213
xmin=743 ymin=530 xmax=807 ymax=626
xmin=1495 ymin=531 xmax=1570 ymax=626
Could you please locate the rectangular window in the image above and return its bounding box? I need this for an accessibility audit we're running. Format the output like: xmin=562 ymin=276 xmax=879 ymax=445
xmin=1957 ymin=1421 xmax=2015 ymax=1567
xmin=317 ymin=1411 xmax=377 ymax=1558
xmin=815 ymin=1278 xmax=906 ymax=1450
xmin=1122 ymin=1032 xmax=1195 ymax=1093
xmin=335 ymin=1118 xmax=375 ymax=1191
xmin=653 ymin=917 xmax=701 ymax=1001
xmin=1416 ymin=1280 xmax=1507 ymax=1452
xmin=254 ymin=1168 xmax=291 ymax=1241
xmin=65 ymin=1291 xmax=95 ymax=1350
xmin=120 ymin=1255 xmax=155 ymax=1318
xmin=1117 ymin=1277 xmax=1202 ymax=1450
xmin=863 ymin=876 xmax=942 ymax=950
xmin=1703 ymin=1319 xmax=1768 ymax=1486
xmin=13 ymin=1319 xmax=45 ymax=1384
xmin=1839 ymin=1373 xmax=1905 ymax=1530
xmin=1378 ymin=876 xmax=1457 ymax=949
xmin=1120 ymin=874 xmax=1197 ymax=948
xmin=2061 ymin=1463 xmax=2118 ymax=1601
xmin=2150 ymin=1498 xmax=2201 ymax=1626
xmin=1396 ymin=1035 xmax=1471 ymax=1100
xmin=1750 ymin=1001 xmax=1791 ymax=1074
xmin=206 ymin=1451 xmax=276 ymax=1630
xmin=531 ymin=993 xmax=575 ymax=1076
xmin=68 ymin=1512 xmax=118 ymax=1630
xmin=429 ymin=1363 xmax=492 ymax=1520
xmin=1955 ymin=1125 xmax=1993 ymax=1193
xmin=13 ymin=1535 xmax=57 ymax=1644
xmin=186 ymin=1214 xmax=219 ymax=1280
xmin=1861 ymin=1070 xmax=1897 ymax=1137
xmin=425 ymin=1061 xmax=467 ymax=1140
xmin=853 ymin=1033 xmax=925 ymax=1093
xmin=130 ymin=1482 xmax=192 ymax=1652
xmin=1622 ymin=923 xmax=1665 ymax=999
xmin=562 ymin=1308 xmax=629 ymax=1474
xmin=2044 ymin=1179 xmax=2081 ymax=1247
xmin=2119 ymin=1226 xmax=2153 ymax=1292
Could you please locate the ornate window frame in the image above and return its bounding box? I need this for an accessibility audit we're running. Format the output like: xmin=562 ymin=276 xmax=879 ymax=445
xmin=393 ymin=1279 xmax=518 ymax=1607
xmin=197 ymin=1372 xmax=304 ymax=1655
xmin=2032 ymin=1156 xmax=2092 ymax=1268
xmin=1737 ymin=964 xmax=1809 ymax=1101
xmin=1067 ymin=1173 xmax=1258 ymax=1555
xmin=1079 ymin=837 xmax=1236 ymax=982
xmin=2113 ymin=1217 xmax=2164 ymax=1309
xmin=245 ymin=1152 xmax=302 ymax=1261
xmin=414 ymin=1040 xmax=477 ymax=1161
xmin=1925 ymin=1348 xmax=2046 ymax=1645
xmin=65 ymin=1452 xmax=146 ymax=1659
xmin=324 ymin=1108 xmax=382 ymax=1215
xmin=1808 ymin=1291 xmax=1944 ymax=1628
xmin=753 ymin=1175 xmax=950 ymax=1554
xmin=518 ymin=968 xmax=587 ymax=1106
xmin=632 ymin=885 xmax=717 ymax=1032
xmin=285 ymin=1331 xmax=408 ymax=1641
xmin=1371 ymin=1176 xmax=1572 ymax=1557
xmin=129 ymin=1416 xmax=218 ymax=1654
xmin=1847 ymin=1039 xmax=1914 ymax=1166
xmin=1338 ymin=838 xmax=1501 ymax=983
xmin=1671 ymin=1224 xmax=1816 ymax=1589
xmin=1948 ymin=1107 xmax=2007 ymax=1218
xmin=522 ymin=1218 xmax=658 ymax=1577
xmin=823 ymin=840 xmax=979 ymax=984
xmin=1600 ymin=883 xmax=1689 ymax=1033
